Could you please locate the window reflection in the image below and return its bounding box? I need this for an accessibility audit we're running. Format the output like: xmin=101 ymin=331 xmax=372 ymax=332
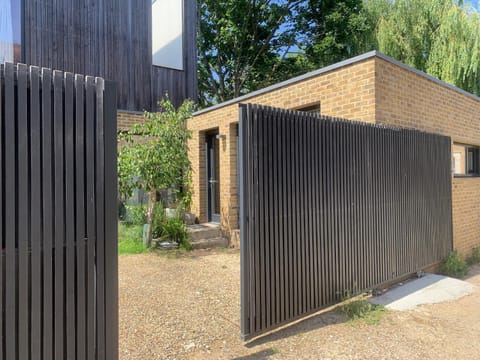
xmin=453 ymin=143 xmax=479 ymax=176
xmin=152 ymin=0 xmax=184 ymax=70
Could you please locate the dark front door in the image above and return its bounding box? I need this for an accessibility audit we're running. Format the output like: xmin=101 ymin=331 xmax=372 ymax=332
xmin=206 ymin=133 xmax=221 ymax=222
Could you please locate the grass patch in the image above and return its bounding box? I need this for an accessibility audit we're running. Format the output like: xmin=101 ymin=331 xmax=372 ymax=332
xmin=118 ymin=222 xmax=148 ymax=255
xmin=339 ymin=293 xmax=386 ymax=325
xmin=440 ymin=250 xmax=468 ymax=278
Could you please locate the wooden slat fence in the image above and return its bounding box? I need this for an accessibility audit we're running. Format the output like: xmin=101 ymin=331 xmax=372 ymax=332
xmin=0 ymin=63 xmax=118 ymax=359
xmin=239 ymin=104 xmax=453 ymax=340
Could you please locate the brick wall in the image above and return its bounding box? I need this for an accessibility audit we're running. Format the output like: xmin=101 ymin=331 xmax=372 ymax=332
xmin=188 ymin=58 xmax=377 ymax=234
xmin=189 ymin=54 xmax=480 ymax=254
xmin=375 ymin=57 xmax=480 ymax=255
xmin=117 ymin=111 xmax=144 ymax=131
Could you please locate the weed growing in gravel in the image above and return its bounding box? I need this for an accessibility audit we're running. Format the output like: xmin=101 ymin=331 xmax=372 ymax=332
xmin=466 ymin=247 xmax=480 ymax=266
xmin=339 ymin=291 xmax=385 ymax=325
xmin=440 ymin=250 xmax=469 ymax=278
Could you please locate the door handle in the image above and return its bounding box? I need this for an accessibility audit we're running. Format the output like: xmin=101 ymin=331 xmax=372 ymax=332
xmin=209 ymin=179 xmax=218 ymax=184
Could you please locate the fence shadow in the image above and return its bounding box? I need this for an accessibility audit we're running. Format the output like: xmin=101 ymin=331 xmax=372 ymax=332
xmin=244 ymin=307 xmax=345 ymax=348
xmin=233 ymin=348 xmax=279 ymax=360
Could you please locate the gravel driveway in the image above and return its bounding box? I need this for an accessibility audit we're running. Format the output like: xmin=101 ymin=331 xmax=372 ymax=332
xmin=119 ymin=250 xmax=480 ymax=359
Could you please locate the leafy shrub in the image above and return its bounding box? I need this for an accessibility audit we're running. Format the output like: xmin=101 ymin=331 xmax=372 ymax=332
xmin=152 ymin=202 xmax=167 ymax=238
xmin=154 ymin=215 xmax=191 ymax=250
xmin=124 ymin=205 xmax=146 ymax=226
xmin=466 ymin=247 xmax=480 ymax=266
xmin=440 ymin=250 xmax=469 ymax=278
xmin=339 ymin=290 xmax=385 ymax=325
xmin=159 ymin=217 xmax=188 ymax=243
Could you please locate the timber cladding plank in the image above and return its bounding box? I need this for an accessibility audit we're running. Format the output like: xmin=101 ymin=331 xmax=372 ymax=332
xmin=64 ymin=71 xmax=76 ymax=359
xmin=17 ymin=63 xmax=30 ymax=360
xmin=30 ymin=65 xmax=42 ymax=360
xmin=75 ymin=74 xmax=87 ymax=360
xmin=96 ymin=77 xmax=106 ymax=359
xmin=240 ymin=103 xmax=453 ymax=341
xmin=85 ymin=75 xmax=97 ymax=360
xmin=0 ymin=63 xmax=117 ymax=359
xmin=41 ymin=67 xmax=54 ymax=360
xmin=4 ymin=62 xmax=17 ymax=360
xmin=24 ymin=0 xmax=197 ymax=111
xmin=53 ymin=69 xmax=65 ymax=360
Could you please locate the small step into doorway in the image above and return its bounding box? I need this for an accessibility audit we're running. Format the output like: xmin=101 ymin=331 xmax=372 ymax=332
xmin=206 ymin=131 xmax=221 ymax=223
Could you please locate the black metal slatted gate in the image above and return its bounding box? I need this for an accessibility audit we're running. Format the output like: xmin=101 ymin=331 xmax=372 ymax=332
xmin=0 ymin=63 xmax=118 ymax=359
xmin=240 ymin=104 xmax=453 ymax=340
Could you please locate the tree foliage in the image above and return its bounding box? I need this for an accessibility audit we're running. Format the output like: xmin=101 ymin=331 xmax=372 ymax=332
xmin=197 ymin=0 xmax=375 ymax=107
xmin=198 ymin=0 xmax=480 ymax=105
xmin=365 ymin=0 xmax=480 ymax=95
xmin=198 ymin=0 xmax=306 ymax=107
xmin=118 ymin=98 xmax=193 ymax=201
xmin=118 ymin=98 xmax=194 ymax=245
xmin=297 ymin=0 xmax=373 ymax=69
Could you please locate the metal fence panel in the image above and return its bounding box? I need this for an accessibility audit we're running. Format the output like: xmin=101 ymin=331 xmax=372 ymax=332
xmin=0 ymin=63 xmax=118 ymax=359
xmin=240 ymin=104 xmax=453 ymax=340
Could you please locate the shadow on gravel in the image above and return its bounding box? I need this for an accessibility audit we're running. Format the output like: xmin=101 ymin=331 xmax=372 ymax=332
xmin=233 ymin=348 xmax=279 ymax=359
xmin=464 ymin=264 xmax=480 ymax=281
xmin=244 ymin=307 xmax=344 ymax=348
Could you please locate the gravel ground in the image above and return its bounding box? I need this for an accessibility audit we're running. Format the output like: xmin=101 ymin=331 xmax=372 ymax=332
xmin=119 ymin=250 xmax=480 ymax=360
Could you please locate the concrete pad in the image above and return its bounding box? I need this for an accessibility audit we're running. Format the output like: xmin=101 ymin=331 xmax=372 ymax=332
xmin=369 ymin=274 xmax=476 ymax=311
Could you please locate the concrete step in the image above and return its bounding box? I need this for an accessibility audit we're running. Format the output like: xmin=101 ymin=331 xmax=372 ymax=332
xmin=187 ymin=223 xmax=222 ymax=241
xmin=191 ymin=237 xmax=229 ymax=250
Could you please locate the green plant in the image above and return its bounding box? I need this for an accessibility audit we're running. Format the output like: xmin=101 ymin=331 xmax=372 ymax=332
xmin=339 ymin=290 xmax=385 ymax=325
xmin=440 ymin=250 xmax=469 ymax=278
xmin=118 ymin=97 xmax=194 ymax=246
xmin=124 ymin=205 xmax=146 ymax=226
xmin=156 ymin=216 xmax=191 ymax=250
xmin=118 ymin=222 xmax=148 ymax=255
xmin=466 ymin=247 xmax=480 ymax=266
xmin=152 ymin=202 xmax=167 ymax=238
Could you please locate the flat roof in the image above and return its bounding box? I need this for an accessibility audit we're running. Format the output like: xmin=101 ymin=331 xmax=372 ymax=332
xmin=194 ymin=50 xmax=480 ymax=116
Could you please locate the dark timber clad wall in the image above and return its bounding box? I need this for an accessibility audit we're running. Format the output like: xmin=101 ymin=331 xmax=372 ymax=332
xmin=23 ymin=0 xmax=197 ymax=111
xmin=0 ymin=63 xmax=118 ymax=359
xmin=240 ymin=104 xmax=453 ymax=340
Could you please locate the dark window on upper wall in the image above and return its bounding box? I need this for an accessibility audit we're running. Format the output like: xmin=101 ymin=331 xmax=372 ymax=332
xmin=452 ymin=143 xmax=480 ymax=177
xmin=297 ymin=103 xmax=321 ymax=114
xmin=0 ymin=0 xmax=22 ymax=63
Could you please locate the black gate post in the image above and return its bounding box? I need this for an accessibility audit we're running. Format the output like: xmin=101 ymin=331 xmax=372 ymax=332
xmin=104 ymin=80 xmax=119 ymax=360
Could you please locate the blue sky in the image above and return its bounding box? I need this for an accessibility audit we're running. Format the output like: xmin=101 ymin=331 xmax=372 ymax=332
xmin=466 ymin=0 xmax=479 ymax=9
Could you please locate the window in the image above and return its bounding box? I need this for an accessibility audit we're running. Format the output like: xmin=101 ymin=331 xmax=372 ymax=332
xmin=0 ymin=0 xmax=22 ymax=63
xmin=297 ymin=103 xmax=321 ymax=114
xmin=452 ymin=143 xmax=480 ymax=176
xmin=152 ymin=0 xmax=184 ymax=70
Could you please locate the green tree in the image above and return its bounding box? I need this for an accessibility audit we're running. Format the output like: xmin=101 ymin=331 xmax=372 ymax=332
xmin=365 ymin=0 xmax=480 ymax=95
xmin=118 ymin=98 xmax=194 ymax=246
xmin=297 ymin=0 xmax=373 ymax=68
xmin=197 ymin=0 xmax=377 ymax=107
xmin=198 ymin=0 xmax=305 ymax=107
